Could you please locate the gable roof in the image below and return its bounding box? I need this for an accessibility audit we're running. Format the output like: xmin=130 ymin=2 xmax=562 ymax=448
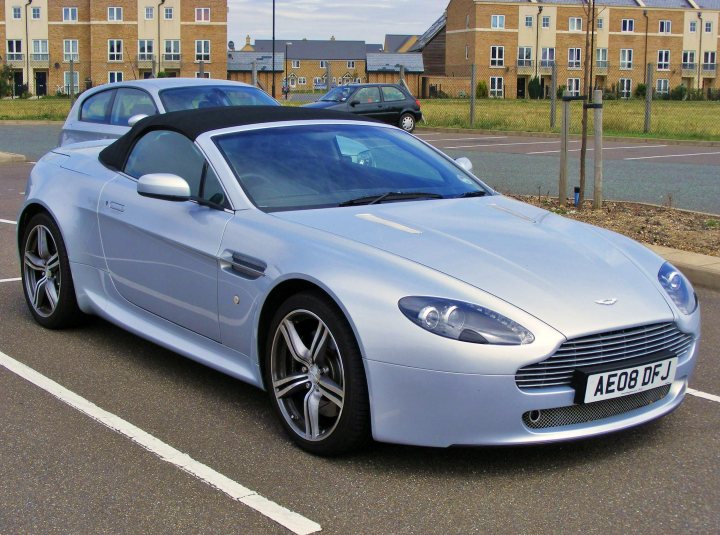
xmin=366 ymin=53 xmax=425 ymax=73
xmin=227 ymin=51 xmax=285 ymax=72
xmin=409 ymin=13 xmax=446 ymax=52
xmin=384 ymin=35 xmax=419 ymax=53
xmin=366 ymin=43 xmax=384 ymax=53
xmin=252 ymin=40 xmax=368 ymax=60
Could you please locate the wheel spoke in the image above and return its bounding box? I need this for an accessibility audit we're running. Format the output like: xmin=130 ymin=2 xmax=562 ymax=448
xmin=24 ymin=251 xmax=45 ymax=272
xmin=32 ymin=276 xmax=47 ymax=309
xmin=279 ymin=319 xmax=311 ymax=365
xmin=303 ymin=388 xmax=322 ymax=439
xmin=45 ymin=281 xmax=59 ymax=311
xmin=317 ymin=376 xmax=344 ymax=409
xmin=46 ymin=253 xmax=59 ymax=272
xmin=37 ymin=227 xmax=49 ymax=259
xmin=273 ymin=373 xmax=311 ymax=399
xmin=309 ymin=322 xmax=329 ymax=363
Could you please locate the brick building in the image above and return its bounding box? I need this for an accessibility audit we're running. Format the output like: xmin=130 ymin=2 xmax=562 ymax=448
xmin=434 ymin=0 xmax=719 ymax=98
xmin=2 ymin=0 xmax=227 ymax=96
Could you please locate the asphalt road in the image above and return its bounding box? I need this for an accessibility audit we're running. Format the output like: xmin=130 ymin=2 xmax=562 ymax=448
xmin=1 ymin=123 xmax=718 ymax=214
xmin=1 ymin=161 xmax=719 ymax=534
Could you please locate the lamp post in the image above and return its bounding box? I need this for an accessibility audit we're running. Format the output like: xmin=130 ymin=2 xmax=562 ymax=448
xmin=697 ymin=12 xmax=703 ymax=91
xmin=157 ymin=0 xmax=165 ymax=76
xmin=643 ymin=10 xmax=649 ymax=85
xmin=25 ymin=0 xmax=32 ymax=89
xmin=284 ymin=42 xmax=292 ymax=99
xmin=535 ymin=6 xmax=543 ymax=78
xmin=271 ymin=0 xmax=276 ymax=98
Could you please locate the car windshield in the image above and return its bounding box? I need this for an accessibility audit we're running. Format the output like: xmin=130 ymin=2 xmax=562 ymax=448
xmin=320 ymin=86 xmax=355 ymax=102
xmin=215 ymin=124 xmax=490 ymax=212
xmin=159 ymin=85 xmax=277 ymax=112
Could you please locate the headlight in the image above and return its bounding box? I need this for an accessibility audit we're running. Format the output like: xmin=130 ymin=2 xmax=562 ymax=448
xmin=398 ymin=296 xmax=534 ymax=345
xmin=658 ymin=262 xmax=697 ymax=315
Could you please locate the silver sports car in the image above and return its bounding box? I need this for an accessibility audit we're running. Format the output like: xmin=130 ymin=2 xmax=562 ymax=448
xmin=18 ymin=106 xmax=700 ymax=455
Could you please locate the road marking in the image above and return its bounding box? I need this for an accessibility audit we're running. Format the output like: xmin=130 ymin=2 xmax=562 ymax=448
xmin=0 ymin=278 xmax=21 ymax=283
xmin=0 ymin=350 xmax=321 ymax=535
xmin=419 ymin=136 xmax=508 ymax=142
xmin=443 ymin=140 xmax=579 ymax=150
xmin=0 ymin=218 xmax=17 ymax=225
xmin=624 ymin=151 xmax=720 ymax=161
xmin=527 ymin=145 xmax=667 ymax=155
xmin=688 ymin=388 xmax=720 ymax=404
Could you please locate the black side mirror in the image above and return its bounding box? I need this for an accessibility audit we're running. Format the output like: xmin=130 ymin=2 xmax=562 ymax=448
xmin=349 ymin=100 xmax=359 ymax=107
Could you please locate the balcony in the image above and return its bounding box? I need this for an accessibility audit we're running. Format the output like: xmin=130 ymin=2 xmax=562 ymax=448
xmin=702 ymin=63 xmax=717 ymax=78
xmin=6 ymin=53 xmax=24 ymax=66
xmin=161 ymin=53 xmax=181 ymax=69
xmin=136 ymin=53 xmax=155 ymax=69
xmin=516 ymin=59 xmax=533 ymax=75
xmin=30 ymin=53 xmax=50 ymax=66
xmin=538 ymin=60 xmax=554 ymax=75
xmin=595 ymin=60 xmax=608 ymax=75
xmin=681 ymin=62 xmax=697 ymax=77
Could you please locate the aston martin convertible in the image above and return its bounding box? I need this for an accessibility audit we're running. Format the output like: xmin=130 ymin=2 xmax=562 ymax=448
xmin=17 ymin=106 xmax=700 ymax=455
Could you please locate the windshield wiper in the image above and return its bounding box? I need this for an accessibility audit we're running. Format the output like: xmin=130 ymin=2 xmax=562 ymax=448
xmin=339 ymin=191 xmax=444 ymax=207
xmin=455 ymin=191 xmax=488 ymax=198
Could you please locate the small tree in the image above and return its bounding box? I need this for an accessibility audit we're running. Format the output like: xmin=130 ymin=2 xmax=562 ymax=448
xmin=0 ymin=65 xmax=14 ymax=97
xmin=476 ymin=81 xmax=488 ymax=99
xmin=528 ymin=76 xmax=542 ymax=99
xmin=634 ymin=83 xmax=646 ymax=99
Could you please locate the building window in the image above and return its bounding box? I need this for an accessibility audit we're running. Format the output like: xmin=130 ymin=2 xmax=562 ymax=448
xmin=164 ymin=7 xmax=173 ymax=20
xmin=706 ymin=21 xmax=713 ymax=33
xmin=108 ymin=7 xmax=123 ymax=21
xmin=7 ymin=40 xmax=23 ymax=61
xmin=567 ymin=78 xmax=580 ymax=96
xmin=620 ymin=48 xmax=633 ymax=70
xmin=64 ymin=71 xmax=79 ymax=94
xmin=704 ymin=51 xmax=717 ymax=69
xmin=31 ymin=7 xmax=41 ymax=19
xmin=195 ymin=8 xmax=210 ymax=22
xmin=12 ymin=6 xmax=21 ymax=19
xmin=347 ymin=60 xmax=355 ymax=69
xmin=619 ymin=78 xmax=631 ymax=99
xmin=689 ymin=21 xmax=696 ymax=33
xmin=164 ymin=40 xmax=180 ymax=61
xmin=195 ymin=40 xmax=210 ymax=62
xmin=542 ymin=16 xmax=550 ymax=29
xmin=195 ymin=72 xmax=210 ymax=78
xmin=138 ymin=40 xmax=154 ymax=61
xmin=32 ymin=40 xmax=49 ymax=60
xmin=490 ymin=45 xmax=504 ymax=67
xmin=63 ymin=7 xmax=78 ymax=22
xmin=659 ymin=20 xmax=671 ymax=34
xmin=491 ymin=15 xmax=505 ymax=29
xmin=313 ymin=77 xmax=322 ymax=86
xmin=63 ymin=39 xmax=79 ymax=62
xmin=682 ymin=50 xmax=696 ymax=68
xmin=621 ymin=19 xmax=634 ymax=32
xmin=541 ymin=47 xmax=555 ymax=67
xmin=568 ymin=48 xmax=581 ymax=69
xmin=525 ymin=16 xmax=533 ymax=28
xmin=145 ymin=7 xmax=154 ymax=20
xmin=109 ymin=72 xmax=123 ymax=84
xmin=291 ymin=60 xmax=300 ymax=68
xmin=319 ymin=60 xmax=327 ymax=68
xmin=596 ymin=48 xmax=608 ymax=67
xmin=518 ymin=47 xmax=532 ymax=67
xmin=597 ymin=18 xmax=603 ymax=30
xmin=298 ymin=77 xmax=307 ymax=85
xmin=489 ymin=77 xmax=503 ymax=98
xmin=108 ymin=39 xmax=123 ymax=61
xmin=657 ymin=50 xmax=670 ymax=71
xmin=569 ymin=17 xmax=582 ymax=31
xmin=656 ymin=79 xmax=669 ymax=95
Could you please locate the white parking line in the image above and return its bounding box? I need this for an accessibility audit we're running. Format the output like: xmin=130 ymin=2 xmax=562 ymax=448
xmin=0 ymin=278 xmax=21 ymax=283
xmin=527 ymin=145 xmax=667 ymax=155
xmin=419 ymin=136 xmax=508 ymax=142
xmin=0 ymin=218 xmax=17 ymax=225
xmin=688 ymin=388 xmax=720 ymax=404
xmin=0 ymin=350 xmax=321 ymax=535
xmin=624 ymin=151 xmax=720 ymax=161
xmin=444 ymin=140 xmax=579 ymax=150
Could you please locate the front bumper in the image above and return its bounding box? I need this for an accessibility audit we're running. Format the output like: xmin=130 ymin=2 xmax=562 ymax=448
xmin=364 ymin=341 xmax=697 ymax=447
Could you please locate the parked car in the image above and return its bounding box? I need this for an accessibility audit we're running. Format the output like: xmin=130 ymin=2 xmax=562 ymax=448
xmin=59 ymin=78 xmax=278 ymax=146
xmin=19 ymin=106 xmax=699 ymax=455
xmin=302 ymin=83 xmax=422 ymax=132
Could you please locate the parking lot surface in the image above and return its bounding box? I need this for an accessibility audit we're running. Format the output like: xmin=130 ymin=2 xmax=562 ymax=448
xmin=1 ymin=158 xmax=719 ymax=533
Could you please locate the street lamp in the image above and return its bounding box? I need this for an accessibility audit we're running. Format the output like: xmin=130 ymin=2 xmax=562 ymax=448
xmin=697 ymin=12 xmax=703 ymax=91
xmin=271 ymin=0 xmax=276 ymax=98
xmin=535 ymin=6 xmax=543 ymax=78
xmin=284 ymin=42 xmax=292 ymax=99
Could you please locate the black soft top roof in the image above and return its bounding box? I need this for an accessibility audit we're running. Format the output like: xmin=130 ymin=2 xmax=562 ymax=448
xmin=99 ymin=105 xmax=375 ymax=171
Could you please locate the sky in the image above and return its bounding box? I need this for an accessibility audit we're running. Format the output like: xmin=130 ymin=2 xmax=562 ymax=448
xmin=227 ymin=0 xmax=446 ymax=48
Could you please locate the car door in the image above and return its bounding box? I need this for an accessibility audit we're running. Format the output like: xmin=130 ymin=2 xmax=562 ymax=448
xmin=97 ymin=129 xmax=232 ymax=341
xmin=349 ymin=86 xmax=384 ymax=120
xmin=380 ymin=86 xmax=407 ymax=124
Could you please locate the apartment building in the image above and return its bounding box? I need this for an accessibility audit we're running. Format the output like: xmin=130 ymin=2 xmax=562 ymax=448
xmin=2 ymin=0 xmax=227 ymax=96
xmin=444 ymin=0 xmax=719 ymax=98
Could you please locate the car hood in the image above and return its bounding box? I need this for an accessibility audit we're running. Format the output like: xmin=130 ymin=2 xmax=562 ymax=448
xmin=273 ymin=196 xmax=673 ymax=338
xmin=302 ymin=101 xmax=343 ymax=109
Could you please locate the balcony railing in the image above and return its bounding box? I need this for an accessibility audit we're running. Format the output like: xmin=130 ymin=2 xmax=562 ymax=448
xmin=595 ymin=60 xmax=608 ymax=74
xmin=31 ymin=53 xmax=49 ymax=62
xmin=138 ymin=53 xmax=155 ymax=62
xmin=702 ymin=63 xmax=717 ymax=77
xmin=681 ymin=62 xmax=697 ymax=76
xmin=163 ymin=53 xmax=181 ymax=62
xmin=516 ymin=59 xmax=533 ymax=73
xmin=538 ymin=60 xmax=554 ymax=74
xmin=7 ymin=53 xmax=24 ymax=62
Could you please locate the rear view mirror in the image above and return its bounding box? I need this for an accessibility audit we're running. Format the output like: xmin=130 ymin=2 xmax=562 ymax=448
xmin=137 ymin=173 xmax=191 ymax=202
xmin=128 ymin=114 xmax=148 ymax=127
xmin=349 ymin=100 xmax=359 ymax=107
xmin=455 ymin=157 xmax=473 ymax=172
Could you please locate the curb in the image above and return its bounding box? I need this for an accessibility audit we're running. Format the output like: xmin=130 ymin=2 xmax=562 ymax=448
xmin=0 ymin=120 xmax=63 ymax=125
xmin=0 ymin=152 xmax=26 ymax=163
xmin=647 ymin=245 xmax=720 ymax=291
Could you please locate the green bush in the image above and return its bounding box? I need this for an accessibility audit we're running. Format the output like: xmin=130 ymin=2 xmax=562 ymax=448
xmin=634 ymin=83 xmax=646 ymax=98
xmin=556 ymin=84 xmax=566 ymax=99
xmin=669 ymin=84 xmax=687 ymax=101
xmin=476 ymin=81 xmax=488 ymax=99
xmin=528 ymin=76 xmax=542 ymax=99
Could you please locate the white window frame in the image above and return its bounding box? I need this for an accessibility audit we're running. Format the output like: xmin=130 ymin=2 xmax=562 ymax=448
xmin=490 ymin=45 xmax=504 ymax=67
xmin=7 ymin=40 xmax=23 ymax=61
xmin=518 ymin=46 xmax=532 ymax=67
xmin=620 ymin=48 xmax=633 ymax=70
xmin=319 ymin=60 xmax=327 ymax=68
xmin=704 ymin=51 xmax=717 ymax=68
xmin=542 ymin=16 xmax=550 ymax=29
xmin=541 ymin=47 xmax=555 ymax=67
xmin=108 ymin=71 xmax=123 ymax=84
xmin=108 ymin=7 xmax=123 ymax=22
xmin=12 ymin=6 xmax=21 ymax=20
xmin=682 ymin=50 xmax=696 ymax=68
xmin=619 ymin=78 xmax=632 ymax=99
xmin=63 ymin=39 xmax=79 ymax=62
xmin=31 ymin=6 xmax=41 ymax=20
xmin=195 ymin=8 xmax=210 ymax=22
xmin=621 ymin=19 xmax=634 ymax=33
xmin=659 ymin=20 xmax=671 ymax=34
xmin=689 ymin=21 xmax=696 ymax=33
xmin=64 ymin=71 xmax=79 ymax=94
xmin=347 ymin=60 xmax=355 ymax=69
xmin=656 ymin=79 xmax=669 ymax=95
xmin=597 ymin=18 xmax=603 ymax=30
xmin=298 ymin=77 xmax=307 ymax=86
xmin=569 ymin=17 xmax=582 ymax=32
xmin=313 ymin=77 xmax=322 ymax=86
xmin=164 ymin=40 xmax=180 ymax=61
xmin=138 ymin=40 xmax=154 ymax=61
xmin=164 ymin=7 xmax=173 ymax=20
xmin=491 ymin=15 xmax=505 ymax=29
xmin=32 ymin=40 xmax=49 ymax=60
xmin=657 ymin=50 xmax=670 ymax=71
xmin=489 ymin=76 xmax=503 ymax=98
xmin=195 ymin=72 xmax=210 ymax=79
xmin=525 ymin=16 xmax=533 ymax=28
xmin=63 ymin=7 xmax=78 ymax=22
xmin=108 ymin=39 xmax=123 ymax=62
xmin=145 ymin=7 xmax=154 ymax=20
xmin=291 ymin=60 xmax=300 ymax=69
xmin=705 ymin=21 xmax=712 ymax=33
xmin=195 ymin=40 xmax=210 ymax=62
xmin=596 ymin=47 xmax=608 ymax=67
xmin=567 ymin=78 xmax=580 ymax=97
xmin=568 ymin=48 xmax=581 ymax=69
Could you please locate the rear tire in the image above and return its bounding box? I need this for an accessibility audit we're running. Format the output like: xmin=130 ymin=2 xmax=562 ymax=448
xmin=399 ymin=113 xmax=416 ymax=132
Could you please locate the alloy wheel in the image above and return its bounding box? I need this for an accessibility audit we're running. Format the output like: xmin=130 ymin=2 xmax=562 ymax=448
xmin=23 ymin=225 xmax=61 ymax=318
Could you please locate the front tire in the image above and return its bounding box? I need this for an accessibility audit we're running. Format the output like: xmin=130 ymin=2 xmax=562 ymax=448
xmin=399 ymin=113 xmax=416 ymax=132
xmin=264 ymin=292 xmax=370 ymax=455
xmin=21 ymin=213 xmax=82 ymax=329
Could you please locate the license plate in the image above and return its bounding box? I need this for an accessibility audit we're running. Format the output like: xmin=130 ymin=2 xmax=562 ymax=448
xmin=573 ymin=356 xmax=677 ymax=404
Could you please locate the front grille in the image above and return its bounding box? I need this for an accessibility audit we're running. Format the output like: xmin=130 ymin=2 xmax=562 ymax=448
xmin=522 ymin=385 xmax=671 ymax=429
xmin=516 ymin=323 xmax=693 ymax=390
